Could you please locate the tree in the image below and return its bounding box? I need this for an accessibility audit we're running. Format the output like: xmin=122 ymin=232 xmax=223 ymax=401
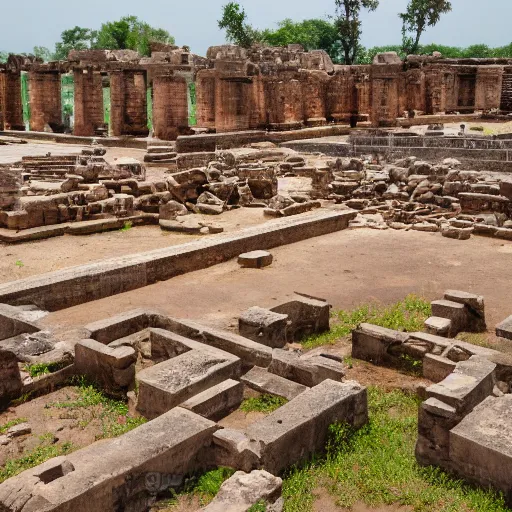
xmin=33 ymin=46 xmax=54 ymax=62
xmin=218 ymin=2 xmax=262 ymax=48
xmin=400 ymin=0 xmax=452 ymax=55
xmin=334 ymin=0 xmax=379 ymax=65
xmin=95 ymin=16 xmax=174 ymax=56
xmin=262 ymin=19 xmax=342 ymax=62
xmin=54 ymin=27 xmax=97 ymax=60
xmin=0 ymin=52 xmax=7 ymax=63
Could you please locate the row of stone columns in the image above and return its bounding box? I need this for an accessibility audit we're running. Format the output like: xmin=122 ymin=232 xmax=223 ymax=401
xmin=0 ymin=69 xmax=190 ymax=140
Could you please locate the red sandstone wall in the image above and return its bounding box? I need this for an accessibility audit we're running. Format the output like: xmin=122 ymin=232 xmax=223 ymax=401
xmin=475 ymin=66 xmax=504 ymax=110
xmin=3 ymin=72 xmax=24 ymax=131
xmin=196 ymin=70 xmax=216 ymax=129
xmin=152 ymin=75 xmax=188 ymax=140
xmin=215 ymin=76 xmax=254 ymax=133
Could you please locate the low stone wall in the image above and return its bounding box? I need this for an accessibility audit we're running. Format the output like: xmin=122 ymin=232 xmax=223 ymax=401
xmin=0 ymin=209 xmax=356 ymax=311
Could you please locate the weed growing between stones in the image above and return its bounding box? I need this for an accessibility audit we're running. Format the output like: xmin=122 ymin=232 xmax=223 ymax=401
xmin=23 ymin=361 xmax=68 ymax=378
xmin=120 ymin=221 xmax=133 ymax=232
xmin=302 ymin=295 xmax=432 ymax=350
xmin=282 ymin=388 xmax=509 ymax=512
xmin=48 ymin=377 xmax=146 ymax=439
xmin=0 ymin=433 xmax=73 ymax=483
xmin=240 ymin=394 xmax=288 ymax=414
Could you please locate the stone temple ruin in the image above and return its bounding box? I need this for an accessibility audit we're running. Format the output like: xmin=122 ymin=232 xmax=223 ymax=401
xmin=1 ymin=43 xmax=512 ymax=511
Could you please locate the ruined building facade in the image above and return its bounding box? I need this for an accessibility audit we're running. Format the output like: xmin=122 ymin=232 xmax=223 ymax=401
xmin=0 ymin=45 xmax=511 ymax=140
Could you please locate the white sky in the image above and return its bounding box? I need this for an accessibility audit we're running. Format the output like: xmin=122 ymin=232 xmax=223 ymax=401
xmin=1 ymin=0 xmax=511 ymax=56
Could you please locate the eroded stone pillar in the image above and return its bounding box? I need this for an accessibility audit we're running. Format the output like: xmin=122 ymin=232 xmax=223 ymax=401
xmin=1 ymin=71 xmax=24 ymax=130
xmin=302 ymin=71 xmax=328 ymax=126
xmin=327 ymin=68 xmax=356 ymax=123
xmin=405 ymin=68 xmax=426 ymax=114
xmin=425 ymin=68 xmax=445 ymax=114
xmin=475 ymin=66 xmax=504 ymax=111
xmin=370 ymin=64 xmax=401 ymax=127
xmin=196 ymin=69 xmax=216 ymax=129
xmin=28 ymin=71 xmax=62 ymax=132
xmin=265 ymin=73 xmax=304 ymax=130
xmin=110 ymin=70 xmax=148 ymax=137
xmin=215 ymin=76 xmax=253 ymax=132
xmin=152 ymin=74 xmax=188 ymax=140
xmin=74 ymin=68 xmax=104 ymax=136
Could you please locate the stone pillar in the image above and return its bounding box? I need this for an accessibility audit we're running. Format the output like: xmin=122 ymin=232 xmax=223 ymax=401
xmin=110 ymin=70 xmax=148 ymax=137
xmin=425 ymin=68 xmax=445 ymax=114
xmin=405 ymin=68 xmax=426 ymax=114
xmin=327 ymin=68 xmax=356 ymax=122
xmin=196 ymin=69 xmax=216 ymax=129
xmin=73 ymin=68 xmax=104 ymax=136
xmin=302 ymin=71 xmax=328 ymax=126
xmin=1 ymin=71 xmax=24 ymax=131
xmin=356 ymin=67 xmax=372 ymax=119
xmin=475 ymin=66 xmax=504 ymax=111
xmin=370 ymin=64 xmax=401 ymax=127
xmin=28 ymin=71 xmax=62 ymax=132
xmin=215 ymin=76 xmax=253 ymax=133
xmin=152 ymin=74 xmax=188 ymax=140
xmin=265 ymin=73 xmax=304 ymax=130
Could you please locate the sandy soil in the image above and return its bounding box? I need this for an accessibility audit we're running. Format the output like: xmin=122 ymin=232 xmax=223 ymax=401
xmin=0 ymin=208 xmax=270 ymax=283
xmin=39 ymin=228 xmax=512 ymax=341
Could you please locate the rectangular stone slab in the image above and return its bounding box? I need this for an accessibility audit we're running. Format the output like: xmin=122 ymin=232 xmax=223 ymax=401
xmin=450 ymin=395 xmax=512 ymax=496
xmin=241 ymin=366 xmax=308 ymax=401
xmin=0 ymin=210 xmax=357 ymax=311
xmin=245 ymin=379 xmax=368 ymax=474
xmin=496 ymin=315 xmax=512 ymax=340
xmin=137 ymin=349 xmax=242 ymax=419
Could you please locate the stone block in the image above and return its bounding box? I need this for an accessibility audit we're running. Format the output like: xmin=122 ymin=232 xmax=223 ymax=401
xmin=425 ymin=316 xmax=452 ymax=337
xmin=271 ymin=294 xmax=330 ymax=341
xmin=450 ymin=395 xmax=512 ymax=500
xmin=84 ymin=309 xmax=151 ymax=345
xmin=0 ymin=348 xmax=22 ymax=409
xmin=180 ymin=379 xmax=243 ymax=421
xmin=137 ymin=349 xmax=242 ymax=419
xmin=423 ymin=354 xmax=457 ymax=383
xmin=351 ymin=323 xmax=409 ymax=364
xmin=74 ymin=339 xmax=137 ymax=394
xmin=239 ymin=307 xmax=288 ymax=348
xmin=213 ymin=429 xmax=261 ymax=473
xmin=245 ymin=380 xmax=367 ymax=474
xmin=444 ymin=290 xmax=486 ymax=332
xmin=431 ymin=300 xmax=467 ymax=337
xmin=269 ymin=349 xmax=344 ymax=387
xmin=496 ymin=315 xmax=512 ymax=340
xmin=204 ymin=470 xmax=282 ymax=512
xmin=241 ymin=366 xmax=308 ymax=401
xmin=238 ymin=251 xmax=273 ymax=269
xmin=426 ymin=356 xmax=496 ymax=413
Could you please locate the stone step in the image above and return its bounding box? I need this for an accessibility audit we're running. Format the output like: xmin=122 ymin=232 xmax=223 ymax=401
xmin=241 ymin=366 xmax=309 ymax=401
xmin=431 ymin=299 xmax=467 ymax=337
xmin=425 ymin=316 xmax=452 ymax=337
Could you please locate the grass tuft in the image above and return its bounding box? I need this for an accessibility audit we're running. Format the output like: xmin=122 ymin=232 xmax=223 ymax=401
xmin=24 ymin=362 xmax=67 ymax=378
xmin=302 ymin=294 xmax=431 ymax=350
xmin=120 ymin=221 xmax=133 ymax=232
xmin=240 ymin=394 xmax=288 ymax=414
xmin=0 ymin=418 xmax=27 ymax=435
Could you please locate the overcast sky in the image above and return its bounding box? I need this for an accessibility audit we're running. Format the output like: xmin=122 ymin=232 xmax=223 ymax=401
xmin=1 ymin=0 xmax=511 ymax=56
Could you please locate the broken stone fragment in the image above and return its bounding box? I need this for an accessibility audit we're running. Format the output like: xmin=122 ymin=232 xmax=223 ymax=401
xmin=238 ymin=251 xmax=273 ymax=269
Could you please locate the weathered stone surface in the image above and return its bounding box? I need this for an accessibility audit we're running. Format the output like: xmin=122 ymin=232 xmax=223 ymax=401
xmin=444 ymin=290 xmax=486 ymax=332
xmin=241 ymin=366 xmax=308 ymax=401
xmin=450 ymin=395 xmax=512 ymax=500
xmin=75 ymin=339 xmax=137 ymax=394
xmin=203 ymin=470 xmax=282 ymax=512
xmin=244 ymin=380 xmax=367 ymax=474
xmin=238 ymin=307 xmax=288 ymax=348
xmin=352 ymin=323 xmax=409 ymax=364
xmin=180 ymin=379 xmax=243 ymax=421
xmin=431 ymin=300 xmax=467 ymax=337
xmin=0 ymin=407 xmax=217 ymax=512
xmin=0 ymin=349 xmax=22 ymax=408
xmin=423 ymin=354 xmax=457 ymax=383
xmin=137 ymin=349 xmax=242 ymax=419
xmin=269 ymin=349 xmax=344 ymax=387
xmin=496 ymin=315 xmax=512 ymax=340
xmin=238 ymin=251 xmax=273 ymax=269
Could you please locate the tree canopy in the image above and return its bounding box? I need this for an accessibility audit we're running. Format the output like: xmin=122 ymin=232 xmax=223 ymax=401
xmin=400 ymin=0 xmax=452 ymax=55
xmin=262 ymin=18 xmax=342 ymax=62
xmin=334 ymin=0 xmax=379 ymax=64
xmin=218 ymin=2 xmax=263 ymax=48
xmin=54 ymin=27 xmax=97 ymax=60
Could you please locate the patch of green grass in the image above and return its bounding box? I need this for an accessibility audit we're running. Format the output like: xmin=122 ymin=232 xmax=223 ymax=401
xmin=24 ymin=361 xmax=67 ymax=378
xmin=48 ymin=378 xmax=146 ymax=439
xmin=248 ymin=501 xmax=267 ymax=512
xmin=240 ymin=394 xmax=288 ymax=414
xmin=456 ymin=332 xmax=494 ymax=349
xmin=282 ymin=387 xmax=509 ymax=512
xmin=470 ymin=125 xmax=484 ymax=132
xmin=0 ymin=418 xmax=27 ymax=435
xmin=0 ymin=434 xmax=73 ymax=483
xmin=14 ymin=260 xmax=24 ymax=268
xmin=302 ymin=295 xmax=431 ymax=350
xmin=120 ymin=221 xmax=133 ymax=232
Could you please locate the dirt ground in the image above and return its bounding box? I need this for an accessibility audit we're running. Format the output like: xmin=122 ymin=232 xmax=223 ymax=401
xmin=0 ymin=208 xmax=272 ymax=283
xmin=39 ymin=228 xmax=512 ymax=340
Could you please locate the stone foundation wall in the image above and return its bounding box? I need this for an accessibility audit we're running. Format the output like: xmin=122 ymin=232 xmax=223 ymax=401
xmin=0 ymin=167 xmax=22 ymax=210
